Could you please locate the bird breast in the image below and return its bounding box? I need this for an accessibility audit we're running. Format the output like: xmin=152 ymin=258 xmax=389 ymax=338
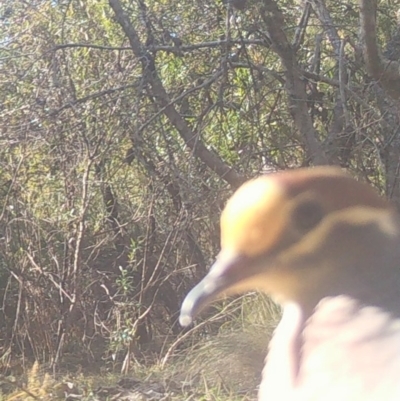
xmin=260 ymin=295 xmax=400 ymax=401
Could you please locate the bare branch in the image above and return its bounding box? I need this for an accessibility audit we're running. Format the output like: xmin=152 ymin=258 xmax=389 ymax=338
xmin=108 ymin=0 xmax=245 ymax=187
xmin=260 ymin=0 xmax=330 ymax=165
xmin=359 ymin=0 xmax=400 ymax=99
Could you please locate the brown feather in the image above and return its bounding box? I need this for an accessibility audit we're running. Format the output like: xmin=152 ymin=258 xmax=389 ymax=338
xmin=180 ymin=167 xmax=400 ymax=400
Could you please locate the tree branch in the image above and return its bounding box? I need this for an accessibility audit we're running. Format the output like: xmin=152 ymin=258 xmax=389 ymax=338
xmin=260 ymin=0 xmax=330 ymax=165
xmin=359 ymin=0 xmax=400 ymax=99
xmin=108 ymin=0 xmax=245 ymax=188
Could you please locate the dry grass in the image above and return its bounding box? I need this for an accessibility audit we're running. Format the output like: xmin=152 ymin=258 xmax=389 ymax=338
xmin=159 ymin=293 xmax=281 ymax=400
xmin=0 ymin=294 xmax=280 ymax=401
xmin=1 ymin=362 xmax=54 ymax=401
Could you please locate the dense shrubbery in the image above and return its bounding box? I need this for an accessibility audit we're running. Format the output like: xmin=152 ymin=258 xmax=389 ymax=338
xmin=0 ymin=0 xmax=399 ymax=383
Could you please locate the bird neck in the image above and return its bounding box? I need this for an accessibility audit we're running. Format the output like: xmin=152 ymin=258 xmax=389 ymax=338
xmin=297 ymin=209 xmax=400 ymax=319
xmin=297 ymin=259 xmax=400 ymax=321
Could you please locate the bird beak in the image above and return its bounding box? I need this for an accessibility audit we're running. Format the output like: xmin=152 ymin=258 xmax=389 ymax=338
xmin=180 ymin=252 xmax=261 ymax=326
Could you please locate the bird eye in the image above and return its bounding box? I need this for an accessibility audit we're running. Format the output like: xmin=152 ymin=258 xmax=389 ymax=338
xmin=291 ymin=199 xmax=325 ymax=232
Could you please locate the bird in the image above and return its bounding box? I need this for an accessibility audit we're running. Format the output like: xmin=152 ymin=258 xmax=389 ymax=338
xmin=179 ymin=167 xmax=400 ymax=401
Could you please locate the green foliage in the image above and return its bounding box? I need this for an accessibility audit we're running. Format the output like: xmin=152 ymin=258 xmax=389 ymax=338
xmin=0 ymin=0 xmax=399 ymax=385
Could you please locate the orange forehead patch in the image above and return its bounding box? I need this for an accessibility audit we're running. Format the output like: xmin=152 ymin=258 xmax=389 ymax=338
xmin=220 ymin=167 xmax=391 ymax=258
xmin=221 ymin=176 xmax=287 ymax=256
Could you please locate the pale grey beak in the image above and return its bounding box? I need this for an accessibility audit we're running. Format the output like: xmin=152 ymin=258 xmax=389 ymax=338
xmin=179 ymin=254 xmax=251 ymax=326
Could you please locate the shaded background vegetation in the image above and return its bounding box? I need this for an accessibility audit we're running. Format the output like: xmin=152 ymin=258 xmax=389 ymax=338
xmin=1 ymin=0 xmax=400 ymax=395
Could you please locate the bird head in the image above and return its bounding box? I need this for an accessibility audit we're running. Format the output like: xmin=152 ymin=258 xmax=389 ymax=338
xmin=180 ymin=167 xmax=400 ymax=326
